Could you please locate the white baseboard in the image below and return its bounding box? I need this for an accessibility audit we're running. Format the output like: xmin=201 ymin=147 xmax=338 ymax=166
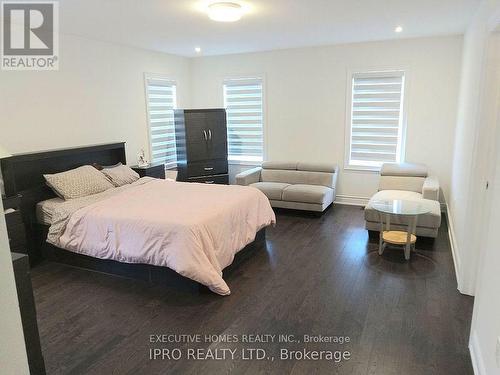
xmin=446 ymin=204 xmax=463 ymax=294
xmin=334 ymin=194 xmax=369 ymax=206
xmin=469 ymin=330 xmax=486 ymax=375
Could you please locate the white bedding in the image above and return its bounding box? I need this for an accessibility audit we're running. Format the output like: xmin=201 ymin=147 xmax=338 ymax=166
xmin=36 ymin=197 xmax=65 ymax=225
xmin=46 ymin=178 xmax=276 ymax=295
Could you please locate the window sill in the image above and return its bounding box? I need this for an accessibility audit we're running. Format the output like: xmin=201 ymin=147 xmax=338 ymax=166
xmin=228 ymin=161 xmax=263 ymax=167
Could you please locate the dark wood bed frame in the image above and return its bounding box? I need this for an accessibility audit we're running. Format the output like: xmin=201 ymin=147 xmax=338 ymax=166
xmin=1 ymin=142 xmax=266 ymax=293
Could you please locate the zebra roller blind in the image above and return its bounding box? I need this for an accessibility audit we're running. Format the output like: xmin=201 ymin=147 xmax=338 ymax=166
xmin=347 ymin=71 xmax=406 ymax=169
xmin=223 ymin=78 xmax=264 ymax=163
xmin=145 ymin=76 xmax=177 ymax=167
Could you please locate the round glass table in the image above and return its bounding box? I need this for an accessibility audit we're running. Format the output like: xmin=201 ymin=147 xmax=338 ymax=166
xmin=371 ymin=199 xmax=431 ymax=260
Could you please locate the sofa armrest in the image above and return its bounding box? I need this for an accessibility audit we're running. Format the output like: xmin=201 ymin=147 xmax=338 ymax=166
xmin=422 ymin=176 xmax=440 ymax=201
xmin=235 ymin=167 xmax=262 ymax=186
xmin=331 ymin=165 xmax=339 ymax=190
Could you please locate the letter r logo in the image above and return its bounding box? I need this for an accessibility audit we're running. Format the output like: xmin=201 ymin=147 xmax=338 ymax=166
xmin=2 ymin=2 xmax=54 ymax=55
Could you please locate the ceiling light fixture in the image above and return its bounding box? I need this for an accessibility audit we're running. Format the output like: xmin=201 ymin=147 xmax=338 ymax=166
xmin=195 ymin=46 xmax=201 ymax=53
xmin=208 ymin=2 xmax=243 ymax=22
xmin=395 ymin=26 xmax=403 ymax=33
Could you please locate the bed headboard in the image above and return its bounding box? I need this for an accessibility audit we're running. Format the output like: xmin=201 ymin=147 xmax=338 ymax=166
xmin=0 ymin=142 xmax=126 ymax=259
xmin=1 ymin=142 xmax=126 ymax=198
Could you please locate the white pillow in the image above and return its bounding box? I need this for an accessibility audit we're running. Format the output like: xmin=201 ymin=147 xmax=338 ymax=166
xmin=101 ymin=164 xmax=140 ymax=187
xmin=44 ymin=165 xmax=115 ymax=200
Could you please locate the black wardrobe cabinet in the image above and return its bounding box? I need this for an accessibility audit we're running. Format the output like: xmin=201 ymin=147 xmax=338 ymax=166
xmin=174 ymin=109 xmax=229 ymax=184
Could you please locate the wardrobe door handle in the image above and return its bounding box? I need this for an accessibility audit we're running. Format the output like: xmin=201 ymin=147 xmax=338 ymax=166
xmin=208 ymin=129 xmax=212 ymax=140
xmin=203 ymin=130 xmax=207 ymax=141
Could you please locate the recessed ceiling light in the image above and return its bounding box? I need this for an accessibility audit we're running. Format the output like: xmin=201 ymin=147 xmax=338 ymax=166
xmin=395 ymin=26 xmax=403 ymax=33
xmin=208 ymin=2 xmax=243 ymax=22
xmin=195 ymin=46 xmax=201 ymax=53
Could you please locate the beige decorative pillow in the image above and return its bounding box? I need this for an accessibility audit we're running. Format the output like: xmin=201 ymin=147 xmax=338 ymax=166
xmin=101 ymin=164 xmax=140 ymax=187
xmin=44 ymin=165 xmax=115 ymax=200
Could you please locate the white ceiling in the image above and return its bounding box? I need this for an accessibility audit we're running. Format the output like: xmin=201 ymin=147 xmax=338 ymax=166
xmin=60 ymin=0 xmax=480 ymax=57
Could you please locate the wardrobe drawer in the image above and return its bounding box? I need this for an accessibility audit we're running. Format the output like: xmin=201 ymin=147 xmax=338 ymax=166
xmin=187 ymin=174 xmax=229 ymax=185
xmin=186 ymin=159 xmax=227 ymax=177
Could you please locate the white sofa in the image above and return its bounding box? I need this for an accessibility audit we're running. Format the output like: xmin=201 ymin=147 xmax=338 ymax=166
xmin=364 ymin=163 xmax=442 ymax=238
xmin=236 ymin=161 xmax=338 ymax=212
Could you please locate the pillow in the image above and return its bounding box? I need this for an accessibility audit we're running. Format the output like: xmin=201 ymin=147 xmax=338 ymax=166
xmin=101 ymin=164 xmax=140 ymax=187
xmin=44 ymin=165 xmax=115 ymax=200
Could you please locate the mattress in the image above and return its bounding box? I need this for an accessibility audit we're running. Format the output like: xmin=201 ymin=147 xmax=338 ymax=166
xmin=36 ymin=197 xmax=65 ymax=225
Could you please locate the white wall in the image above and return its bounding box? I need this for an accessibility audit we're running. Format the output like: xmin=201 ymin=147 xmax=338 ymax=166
xmin=468 ymin=31 xmax=500 ymax=375
xmin=469 ymin=45 xmax=500 ymax=372
xmin=0 ymin=200 xmax=29 ymax=374
xmin=190 ymin=36 xmax=463 ymax=202
xmin=448 ymin=0 xmax=500 ymax=297
xmin=0 ymin=34 xmax=191 ymax=164
xmin=455 ymin=1 xmax=500 ymax=374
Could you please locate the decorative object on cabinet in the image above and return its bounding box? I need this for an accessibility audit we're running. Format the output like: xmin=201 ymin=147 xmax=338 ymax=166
xmin=137 ymin=148 xmax=149 ymax=167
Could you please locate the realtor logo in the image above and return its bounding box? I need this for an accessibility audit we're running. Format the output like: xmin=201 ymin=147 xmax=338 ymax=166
xmin=1 ymin=1 xmax=59 ymax=70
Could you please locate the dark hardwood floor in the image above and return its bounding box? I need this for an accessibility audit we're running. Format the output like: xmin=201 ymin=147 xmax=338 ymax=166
xmin=30 ymin=205 xmax=474 ymax=375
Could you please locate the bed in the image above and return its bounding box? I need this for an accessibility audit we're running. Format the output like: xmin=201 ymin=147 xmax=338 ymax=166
xmin=1 ymin=143 xmax=275 ymax=295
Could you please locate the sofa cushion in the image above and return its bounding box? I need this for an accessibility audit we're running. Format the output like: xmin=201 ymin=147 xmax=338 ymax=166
xmin=365 ymin=190 xmax=441 ymax=228
xmin=262 ymin=161 xmax=297 ymax=170
xmin=250 ymin=182 xmax=290 ymax=200
xmin=261 ymin=169 xmax=336 ymax=188
xmin=282 ymin=184 xmax=334 ymax=205
xmin=296 ymin=162 xmax=338 ymax=173
xmin=381 ymin=163 xmax=428 ymax=177
xmin=379 ymin=176 xmax=426 ymax=193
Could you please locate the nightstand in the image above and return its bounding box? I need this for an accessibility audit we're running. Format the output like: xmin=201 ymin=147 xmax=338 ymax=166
xmin=131 ymin=163 xmax=166 ymax=179
xmin=3 ymin=194 xmax=28 ymax=255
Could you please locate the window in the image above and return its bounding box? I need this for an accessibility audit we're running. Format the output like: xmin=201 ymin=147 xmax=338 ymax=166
xmin=345 ymin=71 xmax=406 ymax=170
xmin=145 ymin=75 xmax=177 ymax=168
xmin=223 ymin=78 xmax=264 ymax=163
